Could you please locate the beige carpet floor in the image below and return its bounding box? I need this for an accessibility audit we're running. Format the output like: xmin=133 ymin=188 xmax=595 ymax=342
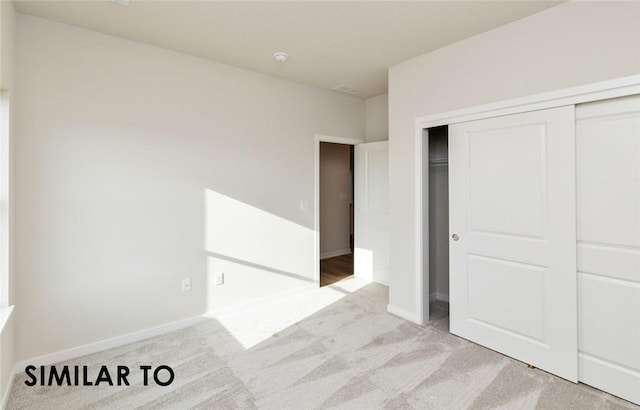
xmin=6 ymin=280 xmax=638 ymax=409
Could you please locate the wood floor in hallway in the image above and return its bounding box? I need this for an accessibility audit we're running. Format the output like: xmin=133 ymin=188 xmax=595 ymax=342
xmin=320 ymin=253 xmax=353 ymax=287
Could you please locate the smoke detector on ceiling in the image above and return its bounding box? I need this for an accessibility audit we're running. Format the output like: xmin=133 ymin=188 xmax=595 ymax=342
xmin=332 ymin=84 xmax=362 ymax=95
xmin=274 ymin=52 xmax=288 ymax=63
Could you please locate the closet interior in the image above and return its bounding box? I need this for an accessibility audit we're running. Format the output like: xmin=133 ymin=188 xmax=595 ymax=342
xmin=426 ymin=125 xmax=450 ymax=322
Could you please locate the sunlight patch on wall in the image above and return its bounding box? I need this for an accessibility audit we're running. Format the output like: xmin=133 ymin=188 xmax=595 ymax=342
xmin=204 ymin=189 xmax=315 ymax=312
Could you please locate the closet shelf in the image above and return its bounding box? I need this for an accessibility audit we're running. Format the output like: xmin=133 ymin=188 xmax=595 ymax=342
xmin=429 ymin=158 xmax=449 ymax=167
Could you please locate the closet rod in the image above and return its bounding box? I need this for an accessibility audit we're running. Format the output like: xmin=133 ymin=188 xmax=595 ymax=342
xmin=429 ymin=158 xmax=448 ymax=167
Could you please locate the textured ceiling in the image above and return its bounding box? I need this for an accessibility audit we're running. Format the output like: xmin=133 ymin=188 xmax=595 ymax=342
xmin=13 ymin=1 xmax=563 ymax=99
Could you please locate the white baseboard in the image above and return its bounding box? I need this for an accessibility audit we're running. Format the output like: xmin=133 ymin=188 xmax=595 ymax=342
xmin=320 ymin=249 xmax=352 ymax=260
xmin=13 ymin=284 xmax=322 ymax=378
xmin=387 ymin=304 xmax=422 ymax=324
xmin=205 ymin=284 xmax=318 ymax=317
xmin=15 ymin=315 xmax=205 ymax=372
xmin=429 ymin=292 xmax=450 ymax=303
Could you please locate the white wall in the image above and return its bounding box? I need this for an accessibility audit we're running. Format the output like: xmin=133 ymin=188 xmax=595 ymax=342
xmin=388 ymin=1 xmax=640 ymax=318
xmin=0 ymin=0 xmax=15 ymax=405
xmin=365 ymin=94 xmax=388 ymax=142
xmin=319 ymin=142 xmax=352 ymax=258
xmin=15 ymin=15 xmax=364 ymax=361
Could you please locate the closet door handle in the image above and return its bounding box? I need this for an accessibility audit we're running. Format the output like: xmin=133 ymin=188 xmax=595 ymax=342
xmin=452 ymin=234 xmax=459 ymax=241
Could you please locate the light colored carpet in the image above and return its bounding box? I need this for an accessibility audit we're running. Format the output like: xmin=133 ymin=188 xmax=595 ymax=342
xmin=6 ymin=279 xmax=638 ymax=409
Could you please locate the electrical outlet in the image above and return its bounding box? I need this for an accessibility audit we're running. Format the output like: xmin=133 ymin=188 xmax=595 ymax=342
xmin=215 ymin=272 xmax=224 ymax=286
xmin=181 ymin=278 xmax=191 ymax=292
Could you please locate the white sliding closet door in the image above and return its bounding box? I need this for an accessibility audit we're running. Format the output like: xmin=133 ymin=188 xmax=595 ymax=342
xmin=576 ymin=95 xmax=640 ymax=405
xmin=449 ymin=106 xmax=578 ymax=381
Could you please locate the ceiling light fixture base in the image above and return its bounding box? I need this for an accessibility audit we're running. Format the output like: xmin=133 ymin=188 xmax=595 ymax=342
xmin=273 ymin=52 xmax=288 ymax=63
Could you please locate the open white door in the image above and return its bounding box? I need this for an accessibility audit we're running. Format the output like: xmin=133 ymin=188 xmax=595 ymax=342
xmin=355 ymin=141 xmax=389 ymax=285
xmin=449 ymin=106 xmax=578 ymax=381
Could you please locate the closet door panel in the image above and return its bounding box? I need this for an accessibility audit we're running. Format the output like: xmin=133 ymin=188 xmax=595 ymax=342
xmin=466 ymin=123 xmax=546 ymax=238
xmin=577 ymin=114 xmax=640 ymax=247
xmin=576 ymin=94 xmax=640 ymax=405
xmin=449 ymin=105 xmax=577 ymax=382
xmin=579 ymin=277 xmax=640 ymax=370
xmin=577 ymin=243 xmax=640 ymax=283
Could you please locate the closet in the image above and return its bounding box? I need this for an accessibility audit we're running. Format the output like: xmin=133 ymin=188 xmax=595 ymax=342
xmin=421 ymin=86 xmax=640 ymax=405
xmin=427 ymin=126 xmax=449 ymax=305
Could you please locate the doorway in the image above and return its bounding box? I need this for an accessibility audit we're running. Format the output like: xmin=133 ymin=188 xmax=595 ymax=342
xmin=425 ymin=125 xmax=450 ymax=328
xmin=319 ymin=142 xmax=354 ymax=286
xmin=313 ymin=134 xmax=389 ymax=288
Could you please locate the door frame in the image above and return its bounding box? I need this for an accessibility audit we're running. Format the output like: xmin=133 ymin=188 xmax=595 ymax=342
xmin=413 ymin=74 xmax=640 ymax=325
xmin=314 ymin=134 xmax=364 ymax=287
